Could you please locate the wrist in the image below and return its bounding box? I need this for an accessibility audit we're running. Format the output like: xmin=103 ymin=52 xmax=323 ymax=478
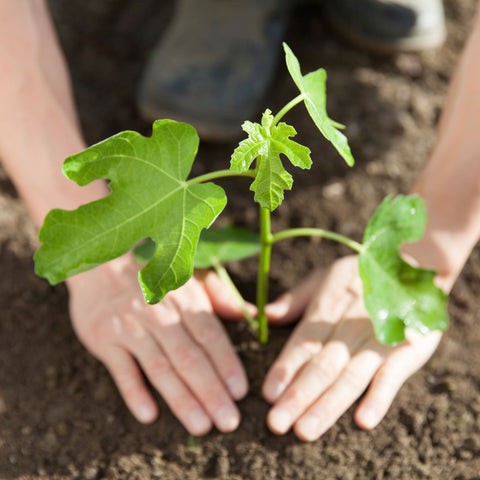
xmin=65 ymin=252 xmax=141 ymax=296
xmin=401 ymin=233 xmax=463 ymax=293
xmin=402 ymin=188 xmax=480 ymax=292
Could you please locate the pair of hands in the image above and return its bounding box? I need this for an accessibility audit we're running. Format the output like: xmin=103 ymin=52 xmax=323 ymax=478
xmin=67 ymin=254 xmax=443 ymax=441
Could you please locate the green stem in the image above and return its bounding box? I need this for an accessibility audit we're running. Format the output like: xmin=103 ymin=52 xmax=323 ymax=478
xmin=257 ymin=207 xmax=273 ymax=344
xmin=187 ymin=169 xmax=256 ymax=185
xmin=271 ymin=228 xmax=363 ymax=252
xmin=211 ymin=260 xmax=259 ymax=331
xmin=272 ymin=93 xmax=306 ymax=126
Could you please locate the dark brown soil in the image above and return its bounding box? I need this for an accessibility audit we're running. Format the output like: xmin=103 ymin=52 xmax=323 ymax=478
xmin=2 ymin=1 xmax=480 ymax=478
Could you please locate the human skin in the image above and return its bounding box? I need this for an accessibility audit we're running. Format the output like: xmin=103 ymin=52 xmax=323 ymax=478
xmin=263 ymin=6 xmax=480 ymax=441
xmin=0 ymin=0 xmax=249 ymax=436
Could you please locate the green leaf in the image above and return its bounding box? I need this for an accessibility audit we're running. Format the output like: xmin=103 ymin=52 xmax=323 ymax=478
xmin=283 ymin=43 xmax=354 ymax=167
xmin=194 ymin=226 xmax=261 ymax=269
xmin=358 ymin=195 xmax=448 ymax=345
xmin=134 ymin=226 xmax=261 ymax=269
xmin=230 ymin=121 xmax=268 ymax=172
xmin=34 ymin=120 xmax=227 ymax=304
xmin=249 ymin=152 xmax=293 ymax=211
xmin=231 ymin=110 xmax=311 ymax=211
xmin=133 ymin=238 xmax=156 ymax=265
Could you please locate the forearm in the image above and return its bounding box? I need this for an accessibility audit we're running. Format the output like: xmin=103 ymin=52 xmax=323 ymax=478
xmin=405 ymin=8 xmax=480 ymax=290
xmin=0 ymin=0 xmax=107 ymax=228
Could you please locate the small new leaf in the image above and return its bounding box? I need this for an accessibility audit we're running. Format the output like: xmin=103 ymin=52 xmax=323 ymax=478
xmin=231 ymin=110 xmax=311 ymax=211
xmin=34 ymin=120 xmax=227 ymax=304
xmin=230 ymin=121 xmax=268 ymax=172
xmin=283 ymin=43 xmax=354 ymax=167
xmin=358 ymin=195 xmax=448 ymax=345
xmin=250 ymin=151 xmax=293 ymax=211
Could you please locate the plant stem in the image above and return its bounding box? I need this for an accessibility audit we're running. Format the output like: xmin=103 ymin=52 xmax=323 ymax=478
xmin=271 ymin=227 xmax=363 ymax=252
xmin=187 ymin=169 xmax=256 ymax=185
xmin=211 ymin=259 xmax=259 ymax=331
xmin=257 ymin=207 xmax=273 ymax=344
xmin=272 ymin=93 xmax=306 ymax=126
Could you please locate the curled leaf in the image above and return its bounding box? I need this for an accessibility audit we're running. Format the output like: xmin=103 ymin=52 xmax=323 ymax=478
xmin=283 ymin=43 xmax=354 ymax=167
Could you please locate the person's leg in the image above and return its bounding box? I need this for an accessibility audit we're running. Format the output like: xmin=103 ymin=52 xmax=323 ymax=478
xmin=136 ymin=0 xmax=290 ymax=142
xmin=323 ymin=0 xmax=446 ymax=54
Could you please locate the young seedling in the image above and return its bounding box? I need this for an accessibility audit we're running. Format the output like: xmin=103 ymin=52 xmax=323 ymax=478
xmin=34 ymin=44 xmax=448 ymax=346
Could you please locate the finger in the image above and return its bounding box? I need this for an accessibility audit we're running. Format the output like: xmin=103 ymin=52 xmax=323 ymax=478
xmin=264 ymin=269 xmax=324 ymax=324
xmin=267 ymin=340 xmax=352 ymax=435
xmin=266 ymin=315 xmax=374 ymax=433
xmin=263 ymin=266 xmax=358 ymax=403
xmin=149 ymin=299 xmax=241 ymax=433
xmin=201 ymin=270 xmax=257 ymax=320
xmin=171 ymin=278 xmax=249 ymax=400
xmin=354 ymin=329 xmax=442 ymax=430
xmin=293 ymin=346 xmax=385 ymax=441
xmin=265 ymin=255 xmax=359 ymax=324
xmin=262 ymin=319 xmax=331 ymax=403
xmin=101 ymin=345 xmax=158 ymax=424
xmin=132 ymin=336 xmax=213 ymax=436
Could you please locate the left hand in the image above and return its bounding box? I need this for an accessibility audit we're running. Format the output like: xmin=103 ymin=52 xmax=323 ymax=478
xmin=66 ymin=253 xmax=250 ymax=436
xmin=262 ymin=255 xmax=443 ymax=441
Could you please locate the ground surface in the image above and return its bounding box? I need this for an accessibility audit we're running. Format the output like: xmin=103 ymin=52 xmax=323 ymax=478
xmin=1 ymin=1 xmax=480 ymax=478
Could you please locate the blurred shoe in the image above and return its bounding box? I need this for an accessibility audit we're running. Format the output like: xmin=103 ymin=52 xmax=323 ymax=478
xmin=323 ymin=0 xmax=447 ymax=54
xmin=137 ymin=0 xmax=290 ymax=142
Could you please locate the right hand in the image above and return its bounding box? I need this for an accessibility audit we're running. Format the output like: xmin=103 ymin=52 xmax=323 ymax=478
xmin=66 ymin=253 xmax=249 ymax=436
xmin=262 ymin=255 xmax=444 ymax=441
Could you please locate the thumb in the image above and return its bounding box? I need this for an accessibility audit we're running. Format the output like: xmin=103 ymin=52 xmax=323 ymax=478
xmin=265 ymin=270 xmax=324 ymax=324
xmin=200 ymin=270 xmax=257 ymax=321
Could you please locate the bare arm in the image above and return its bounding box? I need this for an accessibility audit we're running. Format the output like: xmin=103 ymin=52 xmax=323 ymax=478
xmin=406 ymin=7 xmax=480 ymax=289
xmin=0 ymin=0 xmax=107 ymax=225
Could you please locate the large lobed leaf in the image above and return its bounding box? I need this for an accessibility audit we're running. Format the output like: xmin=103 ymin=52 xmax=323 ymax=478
xmin=358 ymin=195 xmax=448 ymax=345
xmin=134 ymin=226 xmax=261 ymax=269
xmin=35 ymin=120 xmax=227 ymax=304
xmin=194 ymin=226 xmax=261 ymax=269
xmin=231 ymin=110 xmax=311 ymax=211
xmin=283 ymin=43 xmax=354 ymax=167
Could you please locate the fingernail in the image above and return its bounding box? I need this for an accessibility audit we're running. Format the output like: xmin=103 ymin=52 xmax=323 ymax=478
xmin=189 ymin=410 xmax=212 ymax=434
xmin=226 ymin=375 xmax=247 ymax=400
xmin=269 ymin=408 xmax=292 ymax=434
xmin=136 ymin=403 xmax=156 ymax=423
xmin=358 ymin=407 xmax=378 ymax=429
xmin=264 ymin=379 xmax=287 ymax=402
xmin=265 ymin=302 xmax=287 ymax=317
xmin=296 ymin=415 xmax=321 ymax=442
xmin=215 ymin=405 xmax=240 ymax=432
